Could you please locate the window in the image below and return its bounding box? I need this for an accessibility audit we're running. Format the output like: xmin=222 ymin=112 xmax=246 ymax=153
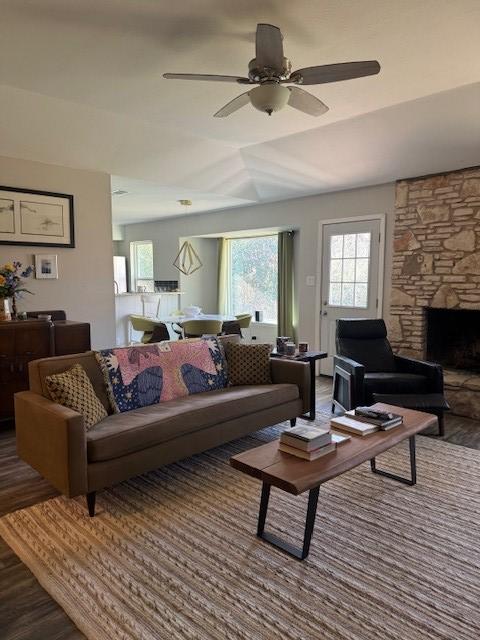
xmin=130 ymin=240 xmax=154 ymax=292
xmin=229 ymin=235 xmax=278 ymax=324
xmin=328 ymin=232 xmax=371 ymax=308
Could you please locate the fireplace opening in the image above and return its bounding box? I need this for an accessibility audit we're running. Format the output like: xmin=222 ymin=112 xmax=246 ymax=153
xmin=426 ymin=307 xmax=480 ymax=371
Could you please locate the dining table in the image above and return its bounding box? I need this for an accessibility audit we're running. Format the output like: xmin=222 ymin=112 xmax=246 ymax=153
xmin=159 ymin=313 xmax=236 ymax=325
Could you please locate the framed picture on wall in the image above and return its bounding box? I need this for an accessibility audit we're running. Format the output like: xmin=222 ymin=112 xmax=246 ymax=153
xmin=0 ymin=186 xmax=74 ymax=247
xmin=35 ymin=254 xmax=58 ymax=279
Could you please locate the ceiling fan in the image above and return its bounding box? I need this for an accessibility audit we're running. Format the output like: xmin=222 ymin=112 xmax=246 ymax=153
xmin=163 ymin=23 xmax=380 ymax=118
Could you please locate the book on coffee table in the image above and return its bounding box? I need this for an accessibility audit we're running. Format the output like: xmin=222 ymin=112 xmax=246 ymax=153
xmin=280 ymin=426 xmax=331 ymax=452
xmin=347 ymin=407 xmax=403 ymax=429
xmin=331 ymin=432 xmax=351 ymax=445
xmin=279 ymin=441 xmax=336 ymax=461
xmin=330 ymin=415 xmax=379 ymax=436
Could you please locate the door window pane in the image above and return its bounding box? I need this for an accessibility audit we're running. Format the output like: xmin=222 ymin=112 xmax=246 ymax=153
xmin=342 ymin=283 xmax=354 ymax=306
xmin=330 ymin=259 xmax=343 ymax=282
xmin=354 ymin=283 xmax=368 ymax=307
xmin=356 ymin=233 xmax=371 ymax=257
xmin=329 ymin=283 xmax=342 ymax=306
xmin=342 ymin=259 xmax=355 ymax=282
xmin=356 ymin=258 xmax=369 ymax=282
xmin=328 ymin=232 xmax=371 ymax=308
xmin=343 ymin=234 xmax=356 ymax=258
xmin=330 ymin=235 xmax=343 ymax=258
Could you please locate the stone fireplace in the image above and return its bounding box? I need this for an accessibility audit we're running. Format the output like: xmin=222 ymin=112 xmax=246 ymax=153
xmin=426 ymin=308 xmax=480 ymax=372
xmin=390 ymin=166 xmax=480 ymax=419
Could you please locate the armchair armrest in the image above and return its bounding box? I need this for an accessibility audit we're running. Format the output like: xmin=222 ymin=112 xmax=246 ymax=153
xmin=394 ymin=355 xmax=444 ymax=393
xmin=270 ymin=359 xmax=311 ymax=415
xmin=14 ymin=391 xmax=88 ymax=498
xmin=333 ymin=355 xmax=366 ymax=410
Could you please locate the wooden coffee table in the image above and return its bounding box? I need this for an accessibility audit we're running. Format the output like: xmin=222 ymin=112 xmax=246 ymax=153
xmin=230 ymin=403 xmax=438 ymax=560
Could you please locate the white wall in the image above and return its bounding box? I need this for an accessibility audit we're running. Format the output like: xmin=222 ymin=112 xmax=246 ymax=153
xmin=179 ymin=237 xmax=218 ymax=314
xmin=121 ymin=183 xmax=395 ymax=350
xmin=0 ymin=155 xmax=115 ymax=348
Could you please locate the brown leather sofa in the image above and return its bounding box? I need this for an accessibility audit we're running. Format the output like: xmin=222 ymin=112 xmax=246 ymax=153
xmin=14 ymin=342 xmax=311 ymax=516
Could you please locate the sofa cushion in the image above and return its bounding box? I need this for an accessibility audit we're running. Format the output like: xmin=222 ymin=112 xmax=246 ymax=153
xmin=87 ymin=383 xmax=298 ymax=462
xmin=225 ymin=342 xmax=272 ymax=385
xmin=45 ymin=364 xmax=108 ymax=430
xmin=95 ymin=338 xmax=228 ymax=413
xmin=364 ymin=372 xmax=428 ymax=403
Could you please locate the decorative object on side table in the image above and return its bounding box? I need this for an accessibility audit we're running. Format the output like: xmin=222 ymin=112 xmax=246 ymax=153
xmin=35 ymin=254 xmax=58 ymax=279
xmin=0 ymin=261 xmax=33 ymax=320
xmin=276 ymin=336 xmax=291 ymax=354
xmin=0 ymin=186 xmax=74 ymax=247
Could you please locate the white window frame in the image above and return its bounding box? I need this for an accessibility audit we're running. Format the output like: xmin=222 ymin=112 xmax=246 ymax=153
xmin=227 ymin=234 xmax=279 ymax=325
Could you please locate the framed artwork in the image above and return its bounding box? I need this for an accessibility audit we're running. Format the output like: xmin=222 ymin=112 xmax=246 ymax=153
xmin=0 ymin=186 xmax=74 ymax=247
xmin=35 ymin=254 xmax=58 ymax=279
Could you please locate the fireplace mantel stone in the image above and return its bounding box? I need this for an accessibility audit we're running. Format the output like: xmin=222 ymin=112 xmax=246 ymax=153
xmin=390 ymin=165 xmax=480 ymax=418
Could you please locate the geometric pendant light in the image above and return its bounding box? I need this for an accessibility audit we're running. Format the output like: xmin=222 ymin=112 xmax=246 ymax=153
xmin=173 ymin=240 xmax=203 ymax=275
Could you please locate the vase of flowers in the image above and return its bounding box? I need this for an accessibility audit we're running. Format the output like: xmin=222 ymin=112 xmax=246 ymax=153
xmin=0 ymin=262 xmax=34 ymax=320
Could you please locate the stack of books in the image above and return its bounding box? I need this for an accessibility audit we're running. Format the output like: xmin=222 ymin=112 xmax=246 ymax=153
xmin=279 ymin=426 xmax=350 ymax=460
xmin=331 ymin=407 xmax=403 ymax=436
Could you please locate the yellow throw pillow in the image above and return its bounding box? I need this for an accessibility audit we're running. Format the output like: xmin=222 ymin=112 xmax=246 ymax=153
xmin=45 ymin=363 xmax=108 ymax=430
xmin=225 ymin=343 xmax=272 ymax=386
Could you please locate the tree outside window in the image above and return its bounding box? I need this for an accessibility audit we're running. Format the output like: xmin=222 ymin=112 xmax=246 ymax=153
xmin=229 ymin=236 xmax=278 ymax=323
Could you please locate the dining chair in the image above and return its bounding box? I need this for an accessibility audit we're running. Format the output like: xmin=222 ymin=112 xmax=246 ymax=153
xmin=235 ymin=313 xmax=252 ymax=329
xmin=129 ymin=315 xmax=170 ymax=343
xmin=221 ymin=320 xmax=242 ymax=336
xmin=182 ymin=319 xmax=223 ymax=338
xmin=141 ymin=294 xmax=161 ymax=317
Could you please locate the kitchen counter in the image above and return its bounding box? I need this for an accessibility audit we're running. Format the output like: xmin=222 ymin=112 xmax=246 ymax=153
xmin=115 ymin=292 xmax=183 ymax=297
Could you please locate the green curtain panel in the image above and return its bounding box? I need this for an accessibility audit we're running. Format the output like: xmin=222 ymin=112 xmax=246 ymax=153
xmin=217 ymin=238 xmax=230 ymax=314
xmin=277 ymin=231 xmax=296 ymax=338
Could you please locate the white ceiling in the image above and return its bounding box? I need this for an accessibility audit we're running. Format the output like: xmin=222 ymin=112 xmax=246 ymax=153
xmin=0 ymin=0 xmax=480 ymax=223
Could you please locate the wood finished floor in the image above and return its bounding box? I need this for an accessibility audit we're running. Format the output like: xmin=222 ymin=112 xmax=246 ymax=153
xmin=1 ymin=377 xmax=479 ymax=640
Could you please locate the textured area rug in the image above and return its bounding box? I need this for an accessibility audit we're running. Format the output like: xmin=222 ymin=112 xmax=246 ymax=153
xmin=1 ymin=427 xmax=479 ymax=640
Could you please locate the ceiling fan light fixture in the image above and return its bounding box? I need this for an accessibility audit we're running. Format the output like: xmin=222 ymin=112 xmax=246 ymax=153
xmin=249 ymin=83 xmax=290 ymax=115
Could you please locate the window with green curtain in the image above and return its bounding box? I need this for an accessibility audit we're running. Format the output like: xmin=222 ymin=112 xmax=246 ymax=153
xmin=224 ymin=235 xmax=278 ymax=323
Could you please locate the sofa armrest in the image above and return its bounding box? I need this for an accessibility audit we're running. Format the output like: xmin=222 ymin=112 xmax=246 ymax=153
xmin=270 ymin=359 xmax=311 ymax=414
xmin=394 ymin=355 xmax=444 ymax=393
xmin=333 ymin=355 xmax=365 ymax=409
xmin=14 ymin=391 xmax=88 ymax=498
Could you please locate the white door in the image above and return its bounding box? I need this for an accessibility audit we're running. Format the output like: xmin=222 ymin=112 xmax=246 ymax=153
xmin=320 ymin=219 xmax=382 ymax=375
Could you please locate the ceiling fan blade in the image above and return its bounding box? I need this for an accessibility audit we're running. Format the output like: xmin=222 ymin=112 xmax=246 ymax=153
xmin=290 ymin=61 xmax=381 ymax=85
xmin=255 ymin=23 xmax=284 ymax=71
xmin=163 ymin=73 xmax=251 ymax=84
xmin=213 ymin=91 xmax=251 ymax=118
xmin=287 ymin=87 xmax=329 ymax=116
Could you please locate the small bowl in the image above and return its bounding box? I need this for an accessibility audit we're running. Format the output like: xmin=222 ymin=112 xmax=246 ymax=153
xmin=183 ymin=306 xmax=202 ymax=317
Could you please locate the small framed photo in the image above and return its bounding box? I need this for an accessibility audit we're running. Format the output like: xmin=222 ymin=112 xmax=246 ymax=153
xmin=35 ymin=254 xmax=58 ymax=279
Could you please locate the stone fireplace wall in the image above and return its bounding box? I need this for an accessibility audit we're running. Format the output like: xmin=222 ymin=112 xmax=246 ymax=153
xmin=390 ymin=165 xmax=480 ymax=418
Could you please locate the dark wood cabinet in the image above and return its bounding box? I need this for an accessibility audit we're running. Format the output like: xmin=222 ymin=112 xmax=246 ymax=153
xmin=0 ymin=319 xmax=91 ymax=422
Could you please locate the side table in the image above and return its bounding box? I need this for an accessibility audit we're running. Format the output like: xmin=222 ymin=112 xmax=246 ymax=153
xmin=270 ymin=350 xmax=327 ymax=420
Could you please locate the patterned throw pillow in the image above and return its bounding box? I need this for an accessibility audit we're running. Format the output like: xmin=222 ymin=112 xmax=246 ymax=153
xmin=95 ymin=337 xmax=228 ymax=413
xmin=45 ymin=364 xmax=108 ymax=430
xmin=225 ymin=343 xmax=272 ymax=386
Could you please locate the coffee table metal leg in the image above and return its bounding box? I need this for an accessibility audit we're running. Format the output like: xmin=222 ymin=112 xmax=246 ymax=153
xmin=370 ymin=435 xmax=416 ymax=486
xmin=256 ymin=482 xmax=320 ymax=560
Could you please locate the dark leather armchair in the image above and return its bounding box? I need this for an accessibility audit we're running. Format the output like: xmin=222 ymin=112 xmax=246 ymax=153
xmin=332 ymin=319 xmax=444 ymax=412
